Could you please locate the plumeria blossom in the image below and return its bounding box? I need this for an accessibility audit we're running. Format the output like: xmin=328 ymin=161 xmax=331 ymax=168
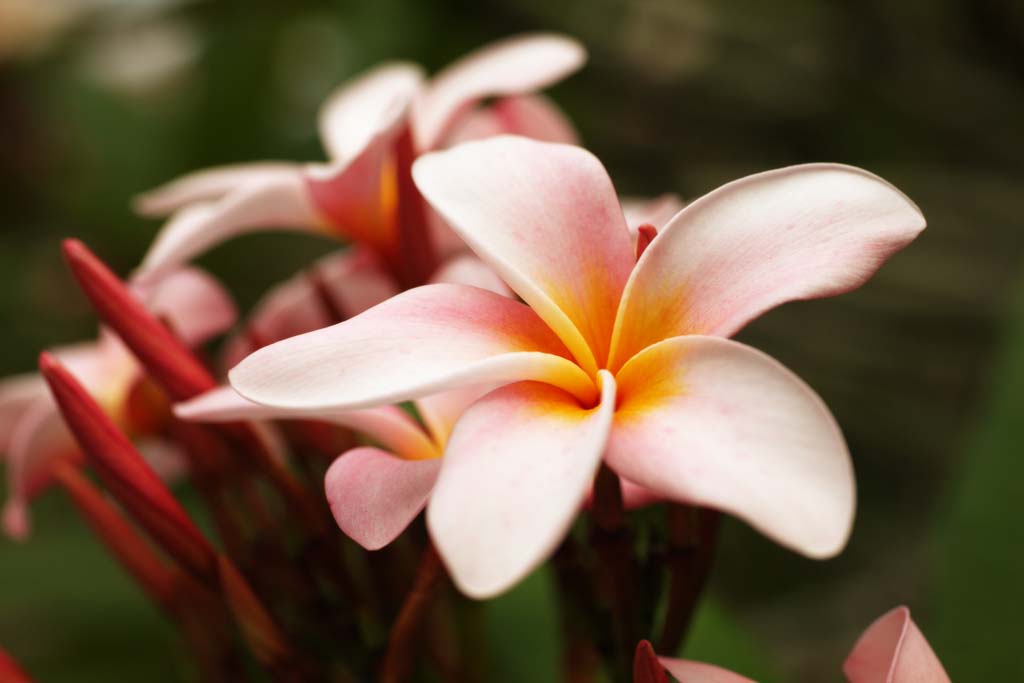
xmin=653 ymin=606 xmax=950 ymax=682
xmin=204 ymin=136 xmax=925 ymax=598
xmin=0 ymin=268 xmax=235 ymax=539
xmin=177 ymin=256 xmax=511 ymax=550
xmin=133 ymin=33 xmax=584 ymax=287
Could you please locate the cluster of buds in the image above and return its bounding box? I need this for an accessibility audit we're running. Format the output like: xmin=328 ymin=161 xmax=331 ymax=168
xmin=0 ymin=33 xmax=950 ymax=682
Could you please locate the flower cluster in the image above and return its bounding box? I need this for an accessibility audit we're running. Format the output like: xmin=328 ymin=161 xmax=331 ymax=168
xmin=0 ymin=33 xmax=947 ymax=683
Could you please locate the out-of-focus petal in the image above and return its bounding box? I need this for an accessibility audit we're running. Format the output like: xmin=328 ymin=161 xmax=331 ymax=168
xmin=660 ymin=658 xmax=757 ymax=683
xmin=444 ymin=94 xmax=579 ymax=147
xmin=427 ymin=371 xmax=616 ymax=599
xmin=175 ymin=386 xmax=436 ymax=461
xmin=325 ymin=446 xmax=440 ymax=550
xmin=230 ymin=284 xmax=597 ymax=411
xmin=137 ymin=267 xmax=237 ymax=346
xmin=609 ymin=164 xmax=926 ymax=369
xmin=843 ymin=606 xmax=950 ymax=683
xmin=136 ymin=168 xmax=324 ymax=284
xmin=620 ymin=193 xmax=686 ymax=235
xmin=413 ymin=33 xmax=585 ymax=150
xmin=134 ymin=163 xmax=299 ymax=217
xmin=0 ymin=374 xmax=48 ymax=454
xmin=606 ymin=336 xmax=854 ymax=559
xmin=413 ymin=384 xmax=495 ymax=448
xmin=429 ymin=254 xmax=511 ymax=298
xmin=414 ymin=137 xmax=634 ymax=374
xmin=317 ymin=63 xmax=424 ymax=162
xmin=221 ymin=248 xmax=397 ymax=369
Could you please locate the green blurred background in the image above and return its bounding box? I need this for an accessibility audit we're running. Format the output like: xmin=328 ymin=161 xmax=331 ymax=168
xmin=1 ymin=0 xmax=1022 ymax=680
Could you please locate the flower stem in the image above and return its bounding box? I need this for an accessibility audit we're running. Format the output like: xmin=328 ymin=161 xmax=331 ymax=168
xmin=380 ymin=543 xmax=447 ymax=683
xmin=656 ymin=505 xmax=720 ymax=655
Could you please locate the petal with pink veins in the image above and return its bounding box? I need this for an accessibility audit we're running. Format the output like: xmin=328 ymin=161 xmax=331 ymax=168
xmin=427 ymin=371 xmax=616 ymax=599
xmin=660 ymin=658 xmax=757 ymax=683
xmin=134 ymin=163 xmax=300 ymax=216
xmin=843 ymin=606 xmax=950 ymax=683
xmin=136 ymin=169 xmax=324 ymax=284
xmin=606 ymin=335 xmax=854 ymax=559
xmin=176 ymin=386 xmax=437 ymax=461
xmin=412 ymin=33 xmax=585 ymax=151
xmin=609 ymin=164 xmax=926 ymax=369
xmin=230 ymin=283 xmax=597 ymax=411
xmin=414 ymin=137 xmax=635 ymax=374
xmin=325 ymin=446 xmax=441 ymax=550
xmin=317 ymin=63 xmax=424 ymax=162
xmin=444 ymin=94 xmax=579 ymax=146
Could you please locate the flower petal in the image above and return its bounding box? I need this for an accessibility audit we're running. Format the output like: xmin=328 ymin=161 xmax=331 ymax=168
xmin=137 ymin=267 xmax=237 ymax=346
xmin=134 ymin=163 xmax=299 ymax=216
xmin=606 ymin=335 xmax=854 ymax=559
xmin=660 ymin=658 xmax=756 ymax=683
xmin=429 ymin=254 xmax=511 ymax=298
xmin=317 ymin=63 xmax=424 ymax=162
xmin=413 ymin=33 xmax=585 ymax=150
xmin=620 ymin=193 xmax=686 ymax=234
xmin=427 ymin=371 xmax=616 ymax=598
xmin=413 ymin=137 xmax=635 ymax=373
xmin=136 ymin=168 xmax=324 ymax=284
xmin=412 ymin=384 xmax=496 ymax=449
xmin=221 ymin=248 xmax=397 ymax=369
xmin=843 ymin=606 xmax=950 ymax=683
xmin=325 ymin=446 xmax=440 ymax=550
xmin=609 ymin=164 xmax=926 ymax=369
xmin=444 ymin=94 xmax=579 ymax=146
xmin=230 ymin=284 xmax=597 ymax=411
xmin=176 ymin=386 xmax=436 ymax=461
xmin=0 ymin=374 xmax=49 ymax=454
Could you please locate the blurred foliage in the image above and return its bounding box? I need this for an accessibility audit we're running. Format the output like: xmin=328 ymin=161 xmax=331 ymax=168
xmin=1 ymin=0 xmax=1022 ymax=680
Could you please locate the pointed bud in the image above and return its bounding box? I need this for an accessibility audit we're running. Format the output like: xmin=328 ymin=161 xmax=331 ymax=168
xmin=216 ymin=555 xmax=294 ymax=669
xmin=0 ymin=648 xmax=33 ymax=683
xmin=38 ymin=352 xmax=217 ymax=583
xmin=633 ymin=641 xmax=668 ymax=683
xmin=51 ymin=461 xmax=180 ymax=613
xmin=635 ymin=224 xmax=658 ymax=261
xmin=61 ymin=239 xmax=216 ymax=401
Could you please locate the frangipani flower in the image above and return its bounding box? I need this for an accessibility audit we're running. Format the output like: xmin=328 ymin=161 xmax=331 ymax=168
xmin=219 ymin=136 xmax=925 ymax=597
xmin=649 ymin=606 xmax=950 ymax=682
xmin=178 ymin=258 xmax=511 ymax=550
xmin=0 ymin=268 xmax=235 ymax=539
xmin=133 ymin=33 xmax=584 ymax=286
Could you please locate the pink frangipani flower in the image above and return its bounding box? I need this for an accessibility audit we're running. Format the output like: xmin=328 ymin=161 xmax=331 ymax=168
xmin=133 ymin=34 xmax=584 ymax=286
xmin=220 ymin=136 xmax=925 ymax=597
xmin=652 ymin=606 xmax=950 ymax=682
xmin=0 ymin=268 xmax=235 ymax=539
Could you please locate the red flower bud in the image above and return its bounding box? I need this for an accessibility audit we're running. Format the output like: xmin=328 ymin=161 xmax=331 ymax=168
xmin=633 ymin=640 xmax=668 ymax=683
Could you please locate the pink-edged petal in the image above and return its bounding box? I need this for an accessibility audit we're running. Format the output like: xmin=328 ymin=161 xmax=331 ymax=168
xmin=136 ymin=167 xmax=324 ymax=285
xmin=3 ymin=400 xmax=77 ymax=540
xmin=134 ymin=163 xmax=299 ymax=216
xmin=317 ymin=63 xmax=424 ymax=162
xmin=176 ymin=386 xmax=437 ymax=461
xmin=325 ymin=446 xmax=440 ymax=550
xmin=427 ymin=371 xmax=616 ymax=598
xmin=609 ymin=164 xmax=926 ymax=369
xmin=413 ymin=33 xmax=585 ymax=150
xmin=621 ymin=193 xmax=686 ymax=234
xmin=0 ymin=374 xmax=48 ymax=454
xmin=429 ymin=254 xmax=512 ymax=298
xmin=606 ymin=336 xmax=854 ymax=559
xmin=843 ymin=607 xmax=950 ymax=683
xmin=230 ymin=283 xmax=597 ymax=411
xmin=136 ymin=267 xmax=237 ymax=346
xmin=413 ymin=136 xmax=634 ymax=374
xmin=444 ymin=94 xmax=579 ymax=147
xmin=221 ymin=248 xmax=397 ymax=369
xmin=660 ymin=658 xmax=756 ymax=683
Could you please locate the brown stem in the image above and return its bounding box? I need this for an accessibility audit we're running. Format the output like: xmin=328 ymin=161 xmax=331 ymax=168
xmin=380 ymin=544 xmax=447 ymax=683
xmin=552 ymin=536 xmax=602 ymax=683
xmin=656 ymin=506 xmax=720 ymax=655
xmin=590 ymin=464 xmax=636 ymax=679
